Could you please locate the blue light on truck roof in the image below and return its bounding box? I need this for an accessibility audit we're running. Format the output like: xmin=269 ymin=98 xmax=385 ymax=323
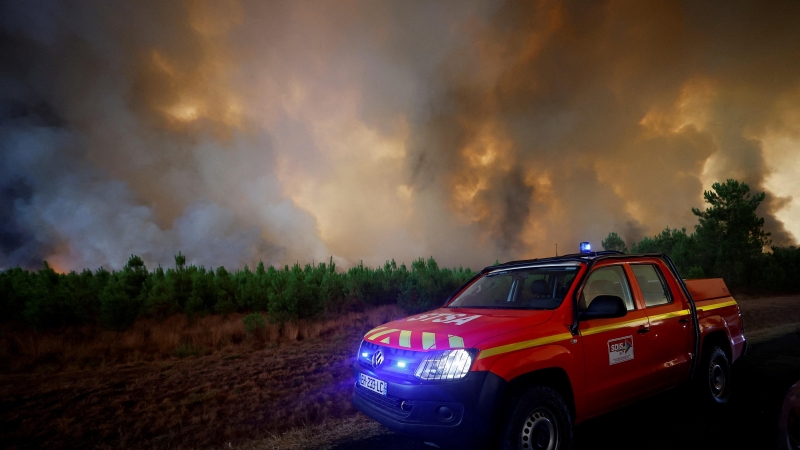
xmin=580 ymin=242 xmax=591 ymax=253
xmin=362 ymin=352 xmax=368 ymax=357
xmin=397 ymin=361 xmax=407 ymax=368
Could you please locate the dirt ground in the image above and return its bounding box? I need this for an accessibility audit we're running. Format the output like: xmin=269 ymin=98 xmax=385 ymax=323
xmin=0 ymin=295 xmax=798 ymax=450
xmin=733 ymin=294 xmax=800 ymax=341
xmin=0 ymin=312 xmax=394 ymax=450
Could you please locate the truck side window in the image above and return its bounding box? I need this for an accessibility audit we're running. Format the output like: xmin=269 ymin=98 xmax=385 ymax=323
xmin=579 ymin=266 xmax=635 ymax=311
xmin=631 ymin=264 xmax=672 ymax=307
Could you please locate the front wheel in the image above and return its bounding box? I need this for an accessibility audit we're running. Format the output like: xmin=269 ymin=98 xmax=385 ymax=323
xmin=699 ymin=346 xmax=733 ymax=405
xmin=500 ymin=386 xmax=573 ymax=450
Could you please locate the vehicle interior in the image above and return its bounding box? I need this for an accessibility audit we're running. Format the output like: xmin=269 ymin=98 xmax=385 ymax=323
xmin=448 ymin=267 xmax=579 ymax=310
xmin=578 ymin=265 xmax=635 ymax=311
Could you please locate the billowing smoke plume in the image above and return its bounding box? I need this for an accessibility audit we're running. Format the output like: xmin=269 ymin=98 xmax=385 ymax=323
xmin=1 ymin=0 xmax=799 ymax=272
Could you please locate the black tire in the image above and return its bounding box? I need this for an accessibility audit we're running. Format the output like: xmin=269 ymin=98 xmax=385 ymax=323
xmin=500 ymin=386 xmax=573 ymax=450
xmin=698 ymin=346 xmax=733 ymax=405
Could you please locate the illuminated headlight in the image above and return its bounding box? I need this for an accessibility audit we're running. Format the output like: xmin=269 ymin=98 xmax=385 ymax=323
xmin=415 ymin=349 xmax=474 ymax=381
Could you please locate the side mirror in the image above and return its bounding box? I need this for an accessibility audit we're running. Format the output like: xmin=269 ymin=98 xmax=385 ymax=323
xmin=579 ymin=295 xmax=627 ymax=320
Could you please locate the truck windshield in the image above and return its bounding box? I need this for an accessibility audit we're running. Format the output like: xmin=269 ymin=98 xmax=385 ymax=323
xmin=447 ymin=266 xmax=580 ymax=310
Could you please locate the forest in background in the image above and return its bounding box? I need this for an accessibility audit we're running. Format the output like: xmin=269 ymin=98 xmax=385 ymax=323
xmin=2 ymin=179 xmax=799 ymax=332
xmin=0 ymin=254 xmax=474 ymax=331
xmin=602 ymin=179 xmax=800 ymax=292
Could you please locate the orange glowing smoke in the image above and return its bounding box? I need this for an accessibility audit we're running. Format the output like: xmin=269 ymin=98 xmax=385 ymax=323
xmin=2 ymin=0 xmax=800 ymax=272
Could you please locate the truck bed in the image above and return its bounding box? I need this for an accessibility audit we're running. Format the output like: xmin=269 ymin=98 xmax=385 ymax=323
xmin=684 ymin=278 xmax=731 ymax=302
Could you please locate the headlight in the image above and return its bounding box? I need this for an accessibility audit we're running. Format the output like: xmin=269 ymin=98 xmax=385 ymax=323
xmin=415 ymin=349 xmax=474 ymax=381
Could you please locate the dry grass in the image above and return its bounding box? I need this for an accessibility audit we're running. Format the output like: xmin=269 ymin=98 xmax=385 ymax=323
xmin=237 ymin=415 xmax=388 ymax=450
xmin=0 ymin=305 xmax=404 ymax=373
xmin=0 ymin=305 xmax=406 ymax=449
xmin=5 ymin=296 xmax=795 ymax=450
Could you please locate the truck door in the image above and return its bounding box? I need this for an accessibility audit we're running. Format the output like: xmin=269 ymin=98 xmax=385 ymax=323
xmin=578 ymin=264 xmax=654 ymax=417
xmin=630 ymin=262 xmax=693 ymax=388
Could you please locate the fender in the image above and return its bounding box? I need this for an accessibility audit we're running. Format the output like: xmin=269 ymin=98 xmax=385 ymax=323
xmin=478 ymin=343 xmax=588 ymax=422
xmin=698 ymin=314 xmax=733 ymax=357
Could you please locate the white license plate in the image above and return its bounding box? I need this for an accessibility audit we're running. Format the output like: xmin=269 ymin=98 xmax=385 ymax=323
xmin=359 ymin=373 xmax=387 ymax=396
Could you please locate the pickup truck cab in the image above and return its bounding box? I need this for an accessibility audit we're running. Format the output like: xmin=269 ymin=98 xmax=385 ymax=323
xmin=352 ymin=251 xmax=747 ymax=449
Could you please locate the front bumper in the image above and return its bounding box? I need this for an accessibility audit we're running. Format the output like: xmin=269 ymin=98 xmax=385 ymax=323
xmin=351 ymin=361 xmax=506 ymax=449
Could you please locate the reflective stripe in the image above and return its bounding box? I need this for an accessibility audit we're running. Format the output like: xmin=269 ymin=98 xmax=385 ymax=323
xmin=580 ymin=318 xmax=649 ymax=336
xmin=477 ymin=333 xmax=573 ymax=360
xmin=367 ymin=328 xmax=399 ymax=341
xmin=698 ymin=299 xmax=737 ymax=312
xmin=422 ymin=332 xmax=436 ymax=350
xmin=648 ymin=309 xmax=691 ymax=322
xmin=363 ymin=326 xmax=387 ymax=338
xmin=364 ymin=329 xmax=463 ymax=350
xmin=399 ymin=330 xmax=412 ymax=348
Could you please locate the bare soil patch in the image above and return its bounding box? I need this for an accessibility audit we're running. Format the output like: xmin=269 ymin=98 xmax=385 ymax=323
xmin=734 ymin=294 xmax=800 ymax=341
xmin=0 ymin=306 xmax=404 ymax=449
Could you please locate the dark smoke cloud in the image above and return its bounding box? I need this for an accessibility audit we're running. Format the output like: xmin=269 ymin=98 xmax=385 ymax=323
xmin=1 ymin=0 xmax=798 ymax=272
xmin=0 ymin=0 xmax=316 ymax=270
xmin=407 ymin=0 xmax=800 ymax=261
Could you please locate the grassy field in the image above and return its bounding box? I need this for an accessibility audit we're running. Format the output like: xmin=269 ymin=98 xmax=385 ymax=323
xmin=1 ymin=297 xmax=798 ymax=450
xmin=0 ymin=306 xmax=406 ymax=449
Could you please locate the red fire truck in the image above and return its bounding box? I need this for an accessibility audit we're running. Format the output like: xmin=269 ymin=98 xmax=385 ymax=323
xmin=352 ymin=250 xmax=746 ymax=449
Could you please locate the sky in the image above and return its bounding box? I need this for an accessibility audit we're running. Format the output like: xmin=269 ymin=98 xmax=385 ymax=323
xmin=1 ymin=0 xmax=799 ymax=273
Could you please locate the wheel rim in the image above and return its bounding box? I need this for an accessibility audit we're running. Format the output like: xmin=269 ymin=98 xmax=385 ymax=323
xmin=709 ymin=360 xmax=726 ymax=398
xmin=519 ymin=406 xmax=559 ymax=450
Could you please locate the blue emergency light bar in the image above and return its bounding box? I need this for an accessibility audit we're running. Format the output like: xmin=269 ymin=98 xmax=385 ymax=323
xmin=579 ymin=242 xmax=591 ymax=253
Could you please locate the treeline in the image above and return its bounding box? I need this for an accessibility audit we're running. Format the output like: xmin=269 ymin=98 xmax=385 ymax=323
xmin=4 ymin=178 xmax=795 ymax=331
xmin=602 ymin=179 xmax=800 ymax=292
xmin=0 ymin=255 xmax=474 ymax=331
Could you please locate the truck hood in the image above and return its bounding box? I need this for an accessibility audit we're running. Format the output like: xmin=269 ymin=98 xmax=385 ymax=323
xmin=362 ymin=308 xmax=554 ymax=351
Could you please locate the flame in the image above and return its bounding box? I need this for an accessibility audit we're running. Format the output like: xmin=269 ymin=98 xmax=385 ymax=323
xmin=44 ymin=256 xmax=69 ymax=274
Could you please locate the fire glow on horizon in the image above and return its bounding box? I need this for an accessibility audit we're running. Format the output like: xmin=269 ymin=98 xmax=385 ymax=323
xmin=1 ymin=0 xmax=800 ymax=272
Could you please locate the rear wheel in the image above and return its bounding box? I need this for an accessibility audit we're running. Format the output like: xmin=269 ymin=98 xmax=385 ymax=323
xmin=500 ymin=386 xmax=572 ymax=450
xmin=699 ymin=346 xmax=732 ymax=405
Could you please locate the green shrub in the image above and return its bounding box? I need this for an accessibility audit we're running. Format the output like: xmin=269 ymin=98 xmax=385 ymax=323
xmin=99 ymin=277 xmax=140 ymax=330
xmin=397 ymin=257 xmax=473 ymax=314
xmin=683 ymin=266 xmax=705 ymax=279
xmin=214 ymin=296 xmax=237 ymax=317
xmin=183 ymin=292 xmax=206 ymax=317
xmin=242 ymin=313 xmax=267 ymax=335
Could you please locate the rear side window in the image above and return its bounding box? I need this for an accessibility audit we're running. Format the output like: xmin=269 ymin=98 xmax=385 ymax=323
xmin=631 ymin=264 xmax=672 ymax=307
xmin=579 ymin=266 xmax=635 ymax=311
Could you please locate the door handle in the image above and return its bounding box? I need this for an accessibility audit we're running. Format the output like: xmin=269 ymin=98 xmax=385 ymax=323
xmin=637 ymin=326 xmax=650 ymax=334
xmin=679 ymin=317 xmax=692 ymax=323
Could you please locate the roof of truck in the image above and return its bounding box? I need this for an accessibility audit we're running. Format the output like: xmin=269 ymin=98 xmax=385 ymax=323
xmin=483 ymin=251 xmax=666 ymax=274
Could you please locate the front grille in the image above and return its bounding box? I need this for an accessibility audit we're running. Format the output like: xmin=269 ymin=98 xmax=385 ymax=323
xmin=358 ymin=341 xmax=427 ymax=381
xmin=354 ymin=383 xmax=413 ymax=419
